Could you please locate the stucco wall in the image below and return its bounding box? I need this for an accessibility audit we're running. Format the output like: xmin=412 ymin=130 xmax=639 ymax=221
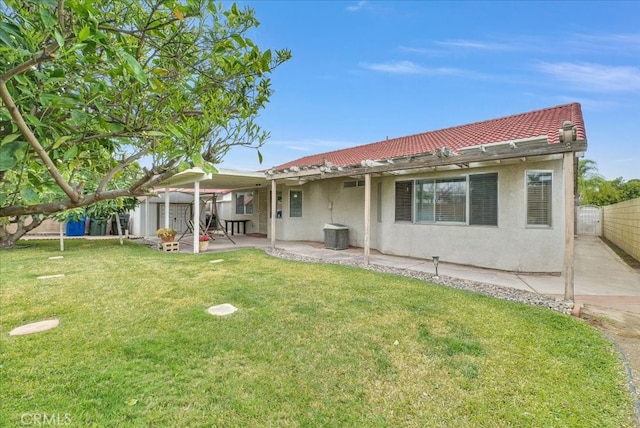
xmin=602 ymin=197 xmax=640 ymax=262
xmin=377 ymin=160 xmax=566 ymax=272
xmin=271 ymin=157 xmax=567 ymax=273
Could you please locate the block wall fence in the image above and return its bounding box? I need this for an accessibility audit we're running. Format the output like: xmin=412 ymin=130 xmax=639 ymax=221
xmin=602 ymin=197 xmax=640 ymax=263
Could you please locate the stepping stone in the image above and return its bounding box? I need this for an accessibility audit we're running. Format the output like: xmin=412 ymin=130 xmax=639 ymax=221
xmin=9 ymin=319 xmax=59 ymax=336
xmin=209 ymin=259 xmax=224 ymax=264
xmin=48 ymin=256 xmax=64 ymax=260
xmin=37 ymin=274 xmax=65 ymax=280
xmin=207 ymin=303 xmax=238 ymax=316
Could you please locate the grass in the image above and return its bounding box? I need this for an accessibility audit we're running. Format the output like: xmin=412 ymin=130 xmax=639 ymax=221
xmin=1 ymin=240 xmax=636 ymax=427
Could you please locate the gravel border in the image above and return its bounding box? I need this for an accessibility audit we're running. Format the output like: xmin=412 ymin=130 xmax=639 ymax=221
xmin=133 ymin=237 xmax=575 ymax=315
xmin=265 ymin=247 xmax=576 ymax=315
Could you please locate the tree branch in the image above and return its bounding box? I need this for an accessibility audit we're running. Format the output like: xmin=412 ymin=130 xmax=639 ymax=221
xmin=0 ymin=81 xmax=80 ymax=202
xmin=0 ymin=189 xmax=142 ymax=218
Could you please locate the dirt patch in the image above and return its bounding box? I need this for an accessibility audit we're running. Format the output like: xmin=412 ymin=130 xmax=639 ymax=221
xmin=600 ymin=236 xmax=640 ymax=273
xmin=581 ymin=304 xmax=640 ymax=401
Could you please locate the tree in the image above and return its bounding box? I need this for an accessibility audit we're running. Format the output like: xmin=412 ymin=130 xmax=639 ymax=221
xmin=580 ymin=175 xmax=619 ymax=206
xmin=577 ymin=159 xmax=640 ymax=206
xmin=0 ymin=0 xmax=290 ymax=247
xmin=577 ymin=158 xmax=600 ymax=204
xmin=618 ymin=179 xmax=640 ymax=201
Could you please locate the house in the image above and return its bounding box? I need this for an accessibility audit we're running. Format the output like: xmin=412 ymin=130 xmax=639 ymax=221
xmin=264 ymin=103 xmax=586 ymax=274
xmin=153 ymin=103 xmax=586 ymax=279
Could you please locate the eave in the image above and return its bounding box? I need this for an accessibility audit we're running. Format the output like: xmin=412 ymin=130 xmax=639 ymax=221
xmin=266 ymin=137 xmax=587 ymax=182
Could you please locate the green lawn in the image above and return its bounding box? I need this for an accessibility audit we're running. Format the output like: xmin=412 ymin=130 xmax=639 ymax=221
xmin=1 ymin=240 xmax=636 ymax=427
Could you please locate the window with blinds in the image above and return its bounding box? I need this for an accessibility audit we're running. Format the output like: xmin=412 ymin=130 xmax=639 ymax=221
xmin=415 ymin=180 xmax=435 ymax=222
xmin=395 ymin=181 xmax=413 ymax=221
xmin=394 ymin=173 xmax=498 ymax=225
xmin=413 ymin=178 xmax=467 ymax=223
xmin=469 ymin=173 xmax=498 ymax=226
xmin=435 ymin=178 xmax=466 ymax=222
xmin=526 ymin=171 xmax=552 ymax=226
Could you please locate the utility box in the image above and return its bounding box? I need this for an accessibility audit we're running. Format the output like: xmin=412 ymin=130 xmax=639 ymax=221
xmin=324 ymin=223 xmax=349 ymax=250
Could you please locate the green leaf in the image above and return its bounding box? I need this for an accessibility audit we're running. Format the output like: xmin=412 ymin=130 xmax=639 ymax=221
xmin=120 ymin=52 xmax=147 ymax=84
xmin=232 ymin=34 xmax=246 ymax=48
xmin=63 ymin=145 xmax=79 ymax=161
xmin=53 ymin=30 xmax=65 ymax=50
xmin=261 ymin=50 xmax=272 ymax=70
xmin=143 ymin=131 xmax=168 ymax=137
xmin=52 ymin=136 xmax=73 ymax=149
xmin=0 ymin=141 xmax=24 ymax=170
xmin=13 ymin=74 xmax=29 ymax=85
xmin=201 ymin=162 xmax=218 ymax=174
xmin=20 ymin=188 xmax=40 ymax=204
xmin=0 ymin=22 xmax=23 ymax=48
xmin=39 ymin=8 xmax=57 ymax=29
xmin=78 ymin=26 xmax=91 ymax=42
xmin=165 ymin=124 xmax=186 ymax=139
xmin=1 ymin=134 xmax=20 ymax=145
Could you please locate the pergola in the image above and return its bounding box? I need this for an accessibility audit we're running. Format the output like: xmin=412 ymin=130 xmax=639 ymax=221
xmin=153 ymin=167 xmax=268 ymax=253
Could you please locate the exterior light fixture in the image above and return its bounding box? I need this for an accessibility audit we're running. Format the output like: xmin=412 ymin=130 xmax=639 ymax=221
xmin=432 ymin=256 xmax=440 ymax=278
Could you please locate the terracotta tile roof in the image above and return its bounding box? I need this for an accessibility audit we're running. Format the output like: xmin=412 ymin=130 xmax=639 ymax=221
xmin=274 ymin=103 xmax=585 ymax=170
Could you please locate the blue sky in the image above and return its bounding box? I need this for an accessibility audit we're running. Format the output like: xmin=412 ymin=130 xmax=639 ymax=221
xmin=219 ymin=1 xmax=640 ymax=181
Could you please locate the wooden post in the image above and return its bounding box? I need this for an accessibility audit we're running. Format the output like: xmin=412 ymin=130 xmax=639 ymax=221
xmin=114 ymin=212 xmax=123 ymax=246
xmin=364 ymin=173 xmax=371 ymax=265
xmin=194 ymin=180 xmax=200 ymax=253
xmin=563 ymin=152 xmax=575 ymax=301
xmin=59 ymin=222 xmax=64 ymax=252
xmin=271 ymin=179 xmax=277 ymax=249
xmin=164 ymin=185 xmax=170 ymax=231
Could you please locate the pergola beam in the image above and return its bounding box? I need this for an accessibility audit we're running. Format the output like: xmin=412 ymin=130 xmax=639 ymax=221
xmin=267 ymin=140 xmax=587 ymax=181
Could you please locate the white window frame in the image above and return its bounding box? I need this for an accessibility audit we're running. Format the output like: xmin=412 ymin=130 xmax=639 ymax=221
xmin=394 ymin=173 xmax=498 ymax=226
xmin=525 ymin=170 xmax=553 ymax=228
xmin=235 ymin=191 xmax=254 ymax=215
xmin=289 ymin=190 xmax=303 ymax=218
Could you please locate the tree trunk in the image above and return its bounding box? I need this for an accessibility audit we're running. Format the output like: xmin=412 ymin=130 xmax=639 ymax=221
xmin=0 ymin=216 xmax=43 ymax=248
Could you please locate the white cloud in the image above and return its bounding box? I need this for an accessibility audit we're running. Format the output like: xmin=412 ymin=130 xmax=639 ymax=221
xmin=567 ymin=32 xmax=640 ymax=55
xmin=346 ymin=1 xmax=368 ymax=12
xmin=434 ymin=39 xmax=515 ymax=51
xmin=535 ymin=62 xmax=640 ymax=92
xmin=285 ymin=145 xmax=311 ymax=152
xmin=398 ymin=45 xmax=442 ymax=56
xmin=360 ymin=60 xmax=461 ymax=75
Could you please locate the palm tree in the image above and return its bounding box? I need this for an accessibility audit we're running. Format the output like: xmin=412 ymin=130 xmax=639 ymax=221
xmin=577 ymin=159 xmax=619 ymax=205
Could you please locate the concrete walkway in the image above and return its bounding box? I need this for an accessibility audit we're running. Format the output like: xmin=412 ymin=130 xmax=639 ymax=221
xmin=192 ymin=233 xmax=640 ymax=314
